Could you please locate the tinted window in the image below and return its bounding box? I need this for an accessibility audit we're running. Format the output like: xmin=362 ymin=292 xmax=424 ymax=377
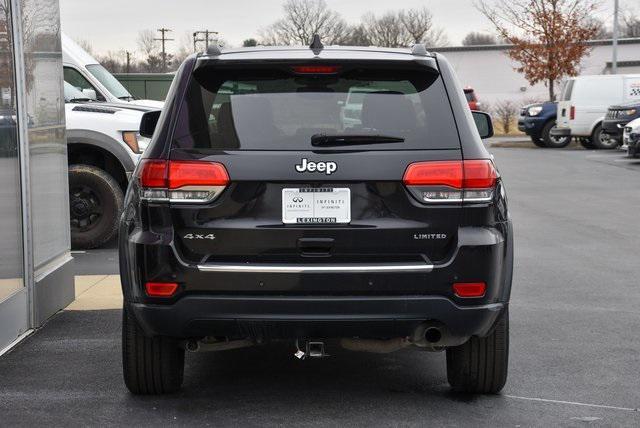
xmin=173 ymin=67 xmax=460 ymax=151
xmin=63 ymin=67 xmax=105 ymax=101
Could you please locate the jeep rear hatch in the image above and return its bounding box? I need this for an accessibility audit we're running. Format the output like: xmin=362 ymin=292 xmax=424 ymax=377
xmin=160 ymin=59 xmax=468 ymax=271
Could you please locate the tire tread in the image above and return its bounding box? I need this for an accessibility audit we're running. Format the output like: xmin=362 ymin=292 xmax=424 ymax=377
xmin=446 ymin=308 xmax=509 ymax=394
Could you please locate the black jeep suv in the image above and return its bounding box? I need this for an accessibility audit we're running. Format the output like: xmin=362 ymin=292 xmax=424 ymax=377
xmin=119 ymin=40 xmax=513 ymax=395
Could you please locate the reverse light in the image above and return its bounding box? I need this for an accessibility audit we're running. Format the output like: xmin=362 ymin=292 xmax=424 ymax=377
xmin=453 ymin=282 xmax=486 ymax=298
xmin=403 ymin=160 xmax=498 ymax=203
xmin=145 ymin=282 xmax=179 ymax=297
xmin=138 ymin=160 xmax=229 ymax=203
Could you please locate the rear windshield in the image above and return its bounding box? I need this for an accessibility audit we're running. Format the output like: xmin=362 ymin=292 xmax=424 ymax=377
xmin=172 ymin=66 xmax=460 ymax=151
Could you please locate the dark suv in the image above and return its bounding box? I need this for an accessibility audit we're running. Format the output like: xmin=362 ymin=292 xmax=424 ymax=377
xmin=119 ymin=40 xmax=513 ymax=395
xmin=602 ymin=101 xmax=640 ymax=143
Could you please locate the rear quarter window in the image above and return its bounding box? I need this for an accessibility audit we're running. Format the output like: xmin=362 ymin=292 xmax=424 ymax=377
xmin=171 ymin=65 xmax=460 ymax=151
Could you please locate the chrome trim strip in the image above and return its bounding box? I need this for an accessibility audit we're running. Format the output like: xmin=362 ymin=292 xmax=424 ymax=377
xmin=197 ymin=262 xmax=434 ymax=273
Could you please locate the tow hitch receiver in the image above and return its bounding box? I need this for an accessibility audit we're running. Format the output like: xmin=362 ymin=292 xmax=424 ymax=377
xmin=295 ymin=340 xmax=329 ymax=359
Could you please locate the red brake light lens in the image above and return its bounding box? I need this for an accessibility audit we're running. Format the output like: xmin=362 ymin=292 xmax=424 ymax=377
xmin=291 ymin=65 xmax=341 ymax=74
xmin=139 ymin=159 xmax=168 ymax=188
xmin=138 ymin=160 xmax=229 ymax=203
xmin=403 ymin=160 xmax=498 ymax=203
xmin=462 ymin=160 xmax=498 ymax=188
xmin=403 ymin=161 xmax=463 ymax=188
xmin=145 ymin=282 xmax=179 ymax=297
xmin=570 ymin=106 xmax=575 ymax=120
xmin=453 ymin=282 xmax=486 ymax=298
xmin=168 ymin=161 xmax=229 ymax=189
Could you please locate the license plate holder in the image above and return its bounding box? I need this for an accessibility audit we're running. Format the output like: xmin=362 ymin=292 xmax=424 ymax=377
xmin=282 ymin=188 xmax=351 ymax=224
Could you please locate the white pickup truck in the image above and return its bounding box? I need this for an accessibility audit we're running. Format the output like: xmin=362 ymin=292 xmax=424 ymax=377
xmin=62 ymin=33 xmax=163 ymax=109
xmin=64 ymin=82 xmax=156 ymax=249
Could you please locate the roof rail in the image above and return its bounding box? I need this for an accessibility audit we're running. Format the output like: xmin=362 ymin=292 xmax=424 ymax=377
xmin=207 ymin=44 xmax=222 ymax=56
xmin=411 ymin=44 xmax=430 ymax=56
xmin=310 ymin=34 xmax=324 ymax=54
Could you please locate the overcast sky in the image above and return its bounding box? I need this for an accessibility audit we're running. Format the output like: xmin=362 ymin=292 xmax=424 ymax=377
xmin=60 ymin=0 xmax=627 ymax=55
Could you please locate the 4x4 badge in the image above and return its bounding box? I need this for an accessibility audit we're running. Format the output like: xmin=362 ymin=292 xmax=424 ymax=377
xmin=183 ymin=233 xmax=215 ymax=240
xmin=295 ymin=158 xmax=337 ymax=175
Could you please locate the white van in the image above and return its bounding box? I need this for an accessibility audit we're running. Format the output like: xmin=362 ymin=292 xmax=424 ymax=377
xmin=62 ymin=33 xmax=164 ymax=109
xmin=553 ymin=74 xmax=640 ymax=149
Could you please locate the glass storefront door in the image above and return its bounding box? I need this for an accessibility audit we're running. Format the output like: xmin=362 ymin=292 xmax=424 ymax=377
xmin=0 ymin=0 xmax=28 ymax=351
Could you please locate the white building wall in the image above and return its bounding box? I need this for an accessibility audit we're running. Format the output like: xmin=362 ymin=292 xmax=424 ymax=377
xmin=435 ymin=40 xmax=640 ymax=105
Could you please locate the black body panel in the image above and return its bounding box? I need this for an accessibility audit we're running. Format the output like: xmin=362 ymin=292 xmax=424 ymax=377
xmin=120 ymin=47 xmax=513 ymax=343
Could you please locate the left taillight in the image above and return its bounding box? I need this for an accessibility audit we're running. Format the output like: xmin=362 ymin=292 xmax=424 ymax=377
xmin=137 ymin=159 xmax=229 ymax=203
xmin=403 ymin=159 xmax=498 ymax=204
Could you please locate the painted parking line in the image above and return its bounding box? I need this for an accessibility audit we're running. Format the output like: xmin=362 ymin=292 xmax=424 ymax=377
xmin=505 ymin=395 xmax=639 ymax=412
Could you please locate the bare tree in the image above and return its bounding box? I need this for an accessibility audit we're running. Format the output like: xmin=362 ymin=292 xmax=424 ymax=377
xmin=363 ymin=8 xmax=449 ymax=48
xmin=363 ymin=12 xmax=407 ymax=48
xmin=476 ymin=0 xmax=599 ymax=101
xmin=399 ymin=7 xmax=449 ymax=47
xmin=492 ymin=100 xmax=518 ymax=134
xmin=462 ymin=32 xmax=497 ymax=46
xmin=137 ymin=29 xmax=158 ymax=57
xmin=343 ymin=24 xmax=371 ymax=46
xmin=260 ymin=0 xmax=351 ymax=45
xmin=622 ymin=12 xmax=640 ymax=38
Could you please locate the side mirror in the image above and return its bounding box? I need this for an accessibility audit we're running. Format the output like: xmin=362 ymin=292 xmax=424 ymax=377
xmin=139 ymin=110 xmax=162 ymax=139
xmin=472 ymin=111 xmax=494 ymax=139
xmin=81 ymin=88 xmax=97 ymax=101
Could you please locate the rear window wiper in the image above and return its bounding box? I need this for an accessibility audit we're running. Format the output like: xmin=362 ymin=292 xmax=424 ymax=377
xmin=311 ymin=133 xmax=405 ymax=147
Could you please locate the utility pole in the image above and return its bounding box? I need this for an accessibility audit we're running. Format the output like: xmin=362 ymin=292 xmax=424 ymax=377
xmin=193 ymin=30 xmax=219 ymax=52
xmin=125 ymin=51 xmax=132 ymax=74
xmin=154 ymin=28 xmax=174 ymax=72
xmin=612 ymin=0 xmax=619 ymax=74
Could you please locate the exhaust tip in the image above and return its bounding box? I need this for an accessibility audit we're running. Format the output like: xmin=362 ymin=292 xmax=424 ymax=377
xmin=424 ymin=327 xmax=442 ymax=344
xmin=186 ymin=340 xmax=199 ymax=352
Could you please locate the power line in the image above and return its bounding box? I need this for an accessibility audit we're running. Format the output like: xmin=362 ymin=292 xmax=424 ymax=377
xmin=193 ymin=30 xmax=219 ymax=52
xmin=154 ymin=28 xmax=174 ymax=72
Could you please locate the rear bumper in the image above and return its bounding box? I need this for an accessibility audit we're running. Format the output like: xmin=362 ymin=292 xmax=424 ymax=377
xmin=121 ymin=223 xmax=514 ymax=341
xmin=130 ymin=295 xmax=505 ymax=341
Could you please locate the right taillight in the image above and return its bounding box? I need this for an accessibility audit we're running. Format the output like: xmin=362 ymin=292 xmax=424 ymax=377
xmin=570 ymin=105 xmax=575 ymax=120
xmin=137 ymin=159 xmax=229 ymax=203
xmin=403 ymin=159 xmax=498 ymax=204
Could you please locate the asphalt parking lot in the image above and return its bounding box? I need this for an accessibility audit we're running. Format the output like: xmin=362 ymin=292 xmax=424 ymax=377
xmin=1 ymin=145 xmax=639 ymax=426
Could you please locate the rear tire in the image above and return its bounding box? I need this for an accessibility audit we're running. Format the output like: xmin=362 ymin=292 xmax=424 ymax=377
xmin=542 ymin=121 xmax=571 ymax=148
xmin=69 ymin=164 xmax=123 ymax=249
xmin=530 ymin=135 xmax=547 ymax=148
xmin=446 ymin=309 xmax=509 ymax=394
xmin=122 ymin=306 xmax=185 ymax=395
xmin=591 ymin=125 xmax=618 ymax=150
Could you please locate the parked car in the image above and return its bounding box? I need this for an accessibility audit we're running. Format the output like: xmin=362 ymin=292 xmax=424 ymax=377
xmin=602 ymin=101 xmax=640 ymax=144
xmin=464 ymin=87 xmax=480 ymax=110
xmin=518 ymin=101 xmax=571 ymax=148
xmin=119 ymin=42 xmax=513 ymax=395
xmin=62 ymin=33 xmax=164 ymax=109
xmin=553 ymin=74 xmax=640 ymax=149
xmin=623 ymin=117 xmax=640 ymax=158
xmin=64 ymin=82 xmax=156 ymax=249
